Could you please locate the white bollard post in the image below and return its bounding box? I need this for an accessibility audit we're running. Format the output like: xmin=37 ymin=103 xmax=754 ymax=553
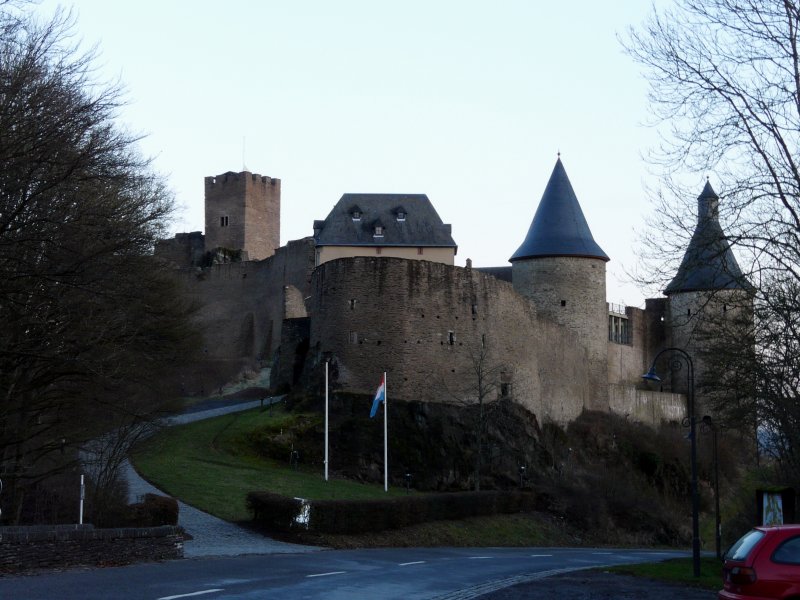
xmin=79 ymin=474 xmax=85 ymax=525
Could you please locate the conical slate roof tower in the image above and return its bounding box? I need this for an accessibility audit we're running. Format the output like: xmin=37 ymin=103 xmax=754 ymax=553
xmin=510 ymin=157 xmax=609 ymax=413
xmin=510 ymin=158 xmax=609 ymax=262
xmin=663 ymin=181 xmax=753 ymax=399
xmin=664 ymin=180 xmax=749 ymax=295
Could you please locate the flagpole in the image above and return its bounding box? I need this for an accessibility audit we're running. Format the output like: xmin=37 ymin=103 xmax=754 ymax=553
xmin=383 ymin=371 xmax=388 ymax=492
xmin=324 ymin=361 xmax=329 ymax=482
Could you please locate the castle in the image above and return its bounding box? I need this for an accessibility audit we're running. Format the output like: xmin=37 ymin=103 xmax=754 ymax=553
xmin=156 ymin=159 xmax=752 ymax=426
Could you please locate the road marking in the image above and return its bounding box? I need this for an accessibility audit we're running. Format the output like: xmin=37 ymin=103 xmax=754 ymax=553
xmin=306 ymin=571 xmax=346 ymax=578
xmin=469 ymin=556 xmax=492 ymax=559
xmin=592 ymin=552 xmax=614 ymax=555
xmin=530 ymin=554 xmax=553 ymax=557
xmin=399 ymin=561 xmax=426 ymax=566
xmin=157 ymin=590 xmax=224 ymax=600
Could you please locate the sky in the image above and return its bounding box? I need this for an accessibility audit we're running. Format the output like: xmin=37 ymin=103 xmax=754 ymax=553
xmin=37 ymin=0 xmax=676 ymax=307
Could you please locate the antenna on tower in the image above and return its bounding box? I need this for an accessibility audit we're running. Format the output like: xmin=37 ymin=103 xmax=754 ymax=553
xmin=242 ymin=136 xmax=249 ymax=172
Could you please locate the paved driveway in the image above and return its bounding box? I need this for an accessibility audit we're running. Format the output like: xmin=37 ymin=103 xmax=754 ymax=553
xmin=126 ymin=398 xmax=318 ymax=557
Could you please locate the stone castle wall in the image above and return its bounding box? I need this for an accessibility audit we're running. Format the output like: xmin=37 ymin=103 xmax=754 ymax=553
xmin=175 ymin=237 xmax=314 ymax=385
xmin=607 ymin=306 xmax=650 ymax=386
xmin=666 ymin=289 xmax=751 ymax=396
xmin=512 ymin=256 xmax=609 ymax=410
xmin=155 ymin=231 xmax=205 ymax=268
xmin=204 ymin=171 xmax=280 ymax=261
xmin=608 ymin=384 xmax=686 ymax=423
xmin=309 ymin=257 xmax=618 ymax=424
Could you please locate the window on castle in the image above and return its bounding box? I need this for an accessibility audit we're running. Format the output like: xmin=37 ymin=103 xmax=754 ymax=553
xmin=349 ymin=299 xmax=356 ymax=310
xmin=374 ymin=225 xmax=384 ymax=237
xmin=560 ymin=300 xmax=567 ymax=307
xmin=472 ymin=304 xmax=478 ymax=315
xmin=500 ymin=383 xmax=512 ymax=398
xmin=376 ymin=247 xmax=382 ymax=255
xmin=448 ymin=331 xmax=455 ymax=345
xmin=352 ymin=210 xmax=361 ymax=221
xmin=608 ymin=314 xmax=632 ymax=345
xmin=220 ymin=216 xmax=229 ymax=227
xmin=349 ymin=331 xmax=358 ymax=344
xmin=397 ymin=211 xmax=406 ymax=221
xmin=417 ymin=247 xmax=423 ymax=255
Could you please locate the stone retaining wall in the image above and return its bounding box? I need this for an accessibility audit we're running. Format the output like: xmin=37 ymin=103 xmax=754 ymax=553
xmin=0 ymin=524 xmax=184 ymax=572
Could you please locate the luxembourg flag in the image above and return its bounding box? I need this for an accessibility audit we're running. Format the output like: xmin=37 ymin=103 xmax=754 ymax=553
xmin=370 ymin=373 xmax=386 ymax=418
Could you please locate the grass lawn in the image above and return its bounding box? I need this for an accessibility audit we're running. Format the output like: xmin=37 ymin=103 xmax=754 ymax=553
xmin=605 ymin=556 xmax=722 ymax=590
xmin=131 ymin=406 xmax=410 ymax=523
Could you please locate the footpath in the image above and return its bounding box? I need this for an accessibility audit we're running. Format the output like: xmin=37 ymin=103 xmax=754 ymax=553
xmin=125 ymin=397 xmax=319 ymax=558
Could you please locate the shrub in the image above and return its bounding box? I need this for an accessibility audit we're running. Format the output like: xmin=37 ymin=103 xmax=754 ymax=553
xmin=126 ymin=494 xmax=179 ymax=527
xmin=246 ymin=492 xmax=305 ymax=532
xmin=247 ymin=490 xmax=536 ymax=535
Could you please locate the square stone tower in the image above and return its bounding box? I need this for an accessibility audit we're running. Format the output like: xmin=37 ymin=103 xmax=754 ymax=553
xmin=204 ymin=171 xmax=280 ymax=261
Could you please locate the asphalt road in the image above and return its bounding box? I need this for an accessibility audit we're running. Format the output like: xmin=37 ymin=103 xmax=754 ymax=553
xmin=0 ymin=547 xmax=691 ymax=600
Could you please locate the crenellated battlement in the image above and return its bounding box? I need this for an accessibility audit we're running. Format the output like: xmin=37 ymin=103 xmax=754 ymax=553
xmin=204 ymin=171 xmax=280 ymax=190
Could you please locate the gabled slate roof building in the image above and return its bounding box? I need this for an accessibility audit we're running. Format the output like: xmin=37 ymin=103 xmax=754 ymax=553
xmin=312 ymin=193 xmax=457 ymax=266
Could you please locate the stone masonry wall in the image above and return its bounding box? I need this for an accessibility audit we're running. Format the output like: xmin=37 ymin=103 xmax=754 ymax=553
xmin=273 ymin=317 xmax=311 ymax=390
xmin=204 ymin=171 xmax=280 ymax=261
xmin=310 ymin=257 xmax=606 ymax=424
xmin=608 ymin=384 xmax=686 ymax=424
xmin=666 ymin=289 xmax=750 ymax=395
xmin=607 ymin=306 xmax=650 ymax=386
xmin=0 ymin=524 xmax=183 ymax=572
xmin=155 ymin=231 xmax=205 ymax=268
xmin=176 ymin=237 xmax=314 ymax=384
xmin=512 ymin=256 xmax=609 ymax=411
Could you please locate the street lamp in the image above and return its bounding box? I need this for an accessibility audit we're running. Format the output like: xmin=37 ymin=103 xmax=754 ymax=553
xmin=643 ymin=347 xmax=701 ymax=577
xmin=702 ymin=415 xmax=722 ymax=560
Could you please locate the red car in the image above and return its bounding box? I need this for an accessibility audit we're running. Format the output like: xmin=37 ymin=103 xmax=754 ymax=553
xmin=720 ymin=525 xmax=800 ymax=599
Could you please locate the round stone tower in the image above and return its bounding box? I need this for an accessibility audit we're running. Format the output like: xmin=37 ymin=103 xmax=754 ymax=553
xmin=664 ymin=181 xmax=753 ymax=397
xmin=510 ymin=158 xmax=610 ymax=410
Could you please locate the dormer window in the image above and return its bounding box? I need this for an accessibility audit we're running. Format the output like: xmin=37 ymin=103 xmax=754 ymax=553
xmin=374 ymin=225 xmax=384 ymax=237
xmin=396 ymin=209 xmax=406 ymax=222
xmin=351 ymin=207 xmax=362 ymax=221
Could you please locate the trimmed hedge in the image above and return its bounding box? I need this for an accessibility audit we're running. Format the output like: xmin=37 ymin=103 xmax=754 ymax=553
xmin=246 ymin=490 xmax=536 ymax=534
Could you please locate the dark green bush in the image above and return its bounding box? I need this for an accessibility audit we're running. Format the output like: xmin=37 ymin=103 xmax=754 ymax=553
xmin=246 ymin=491 xmax=304 ymax=532
xmin=247 ymin=490 xmax=536 ymax=534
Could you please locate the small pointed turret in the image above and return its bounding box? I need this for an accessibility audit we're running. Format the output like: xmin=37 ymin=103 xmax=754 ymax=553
xmin=510 ymin=158 xmax=609 ymax=262
xmin=665 ymin=181 xmax=750 ymax=295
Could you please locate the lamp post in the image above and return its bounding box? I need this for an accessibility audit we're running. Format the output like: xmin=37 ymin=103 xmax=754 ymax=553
xmin=702 ymin=415 xmax=722 ymax=559
xmin=643 ymin=347 xmax=700 ymax=577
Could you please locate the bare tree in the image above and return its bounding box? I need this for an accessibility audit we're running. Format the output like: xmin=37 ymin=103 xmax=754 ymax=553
xmin=625 ymin=1 xmax=800 ymax=288
xmin=0 ymin=6 xmax=198 ymax=523
xmin=447 ymin=343 xmax=511 ymax=491
xmin=624 ymin=1 xmax=800 ymax=483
